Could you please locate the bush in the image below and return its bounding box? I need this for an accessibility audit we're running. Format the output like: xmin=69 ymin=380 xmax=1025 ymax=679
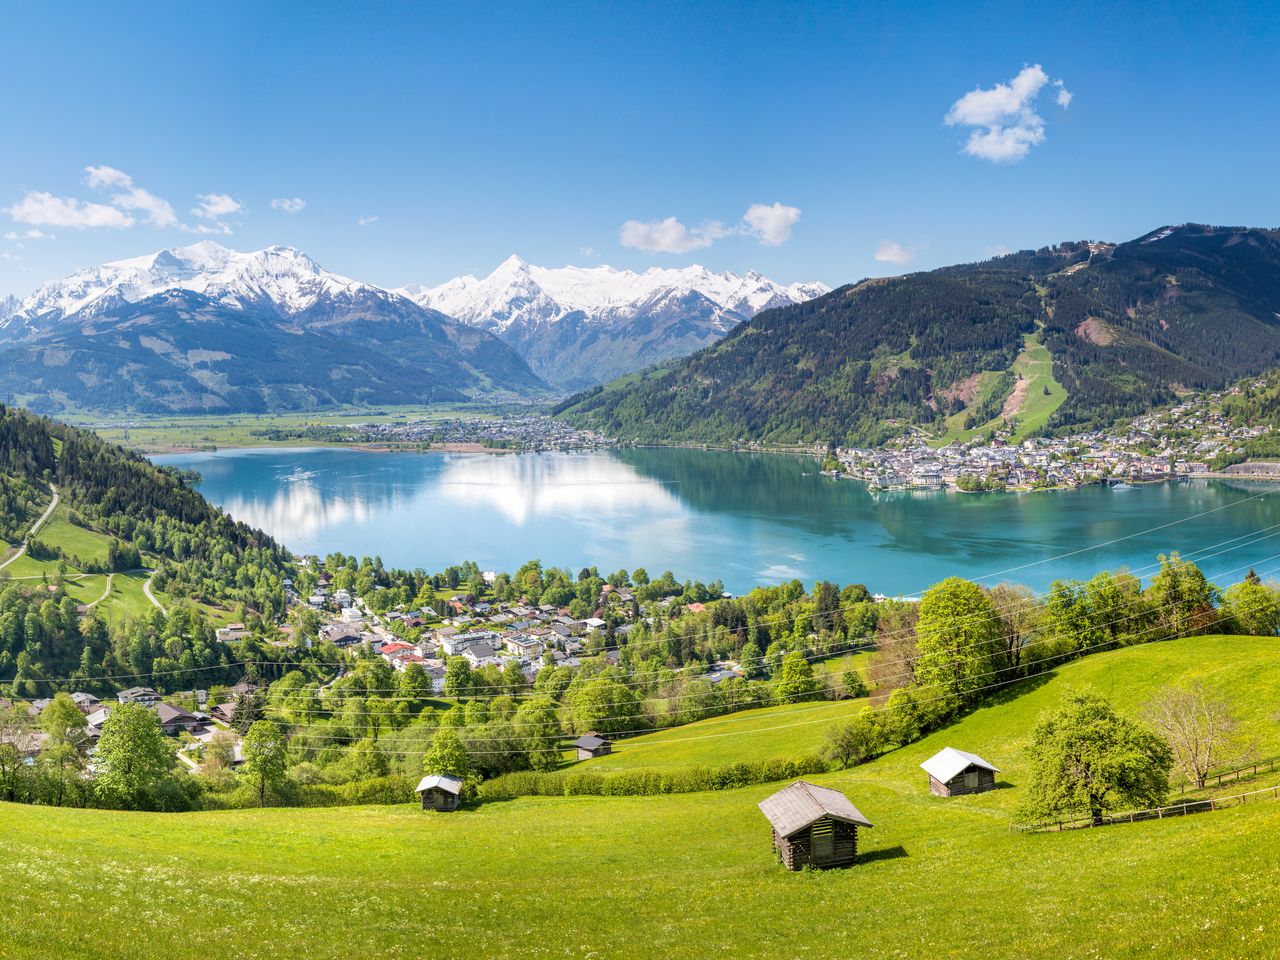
xmin=477 ymin=755 xmax=829 ymax=800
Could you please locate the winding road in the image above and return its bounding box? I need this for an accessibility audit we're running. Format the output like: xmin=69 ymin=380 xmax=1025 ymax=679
xmin=0 ymin=485 xmax=59 ymax=572
xmin=142 ymin=572 xmax=167 ymax=614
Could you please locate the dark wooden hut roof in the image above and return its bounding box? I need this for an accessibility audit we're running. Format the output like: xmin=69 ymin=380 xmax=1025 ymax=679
xmin=573 ymin=734 xmax=608 ymax=751
xmin=757 ymin=781 xmax=872 ymax=837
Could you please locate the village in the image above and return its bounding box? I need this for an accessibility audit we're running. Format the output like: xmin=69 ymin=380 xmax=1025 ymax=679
xmin=833 ymin=388 xmax=1272 ymax=491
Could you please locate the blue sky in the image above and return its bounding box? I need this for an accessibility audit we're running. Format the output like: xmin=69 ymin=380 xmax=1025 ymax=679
xmin=2 ymin=0 xmax=1277 ymax=296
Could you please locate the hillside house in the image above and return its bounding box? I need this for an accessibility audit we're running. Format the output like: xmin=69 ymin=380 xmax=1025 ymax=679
xmin=155 ymin=703 xmax=201 ymax=736
xmin=118 ymin=686 xmax=161 ymax=706
xmin=211 ymin=702 xmax=237 ymax=725
xmin=573 ymin=734 xmax=611 ymax=760
xmin=758 ymin=780 xmax=872 ymax=871
xmin=920 ymin=747 xmax=1000 ymax=797
xmin=416 ymin=774 xmax=463 ymax=811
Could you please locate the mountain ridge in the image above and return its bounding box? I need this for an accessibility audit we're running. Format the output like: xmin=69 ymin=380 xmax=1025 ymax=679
xmin=0 ymin=242 xmax=547 ymax=414
xmin=557 ymin=224 xmax=1280 ymax=446
xmin=396 ymin=256 xmax=828 ymax=389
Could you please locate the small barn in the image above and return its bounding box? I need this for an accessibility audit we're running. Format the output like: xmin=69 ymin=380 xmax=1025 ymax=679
xmin=920 ymin=747 xmax=1000 ymax=797
xmin=416 ymin=774 xmax=463 ymax=812
xmin=758 ymin=780 xmax=872 ymax=870
xmin=573 ymin=734 xmax=611 ymax=760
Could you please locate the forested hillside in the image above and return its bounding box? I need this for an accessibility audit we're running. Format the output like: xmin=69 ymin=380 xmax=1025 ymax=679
xmin=0 ymin=404 xmax=293 ymax=690
xmin=557 ymin=225 xmax=1280 ymax=445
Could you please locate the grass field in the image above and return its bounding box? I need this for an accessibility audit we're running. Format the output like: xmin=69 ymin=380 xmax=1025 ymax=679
xmin=35 ymin=503 xmax=117 ymax=567
xmin=76 ymin=404 xmax=491 ymax=453
xmin=3 ymin=635 xmax=1280 ymax=959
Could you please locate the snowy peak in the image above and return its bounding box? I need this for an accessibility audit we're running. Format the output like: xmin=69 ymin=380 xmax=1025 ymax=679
xmin=395 ymin=257 xmax=830 ymax=334
xmin=6 ymin=241 xmax=386 ymax=330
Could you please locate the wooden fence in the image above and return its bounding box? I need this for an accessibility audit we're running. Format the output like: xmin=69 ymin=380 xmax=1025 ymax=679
xmin=1178 ymin=755 xmax=1280 ymax=793
xmin=1012 ymin=782 xmax=1280 ymax=833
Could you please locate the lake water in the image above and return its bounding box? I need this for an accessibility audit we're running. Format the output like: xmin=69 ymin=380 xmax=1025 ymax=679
xmin=152 ymin=446 xmax=1280 ymax=595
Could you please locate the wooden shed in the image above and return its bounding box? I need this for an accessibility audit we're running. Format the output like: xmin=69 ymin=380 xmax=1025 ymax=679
xmin=920 ymin=747 xmax=1000 ymax=797
xmin=573 ymin=734 xmax=611 ymax=760
xmin=416 ymin=774 xmax=463 ymax=812
xmin=758 ymin=780 xmax=872 ymax=870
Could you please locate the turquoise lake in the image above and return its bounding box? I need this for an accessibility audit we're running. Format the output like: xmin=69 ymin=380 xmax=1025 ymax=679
xmin=152 ymin=446 xmax=1280 ymax=595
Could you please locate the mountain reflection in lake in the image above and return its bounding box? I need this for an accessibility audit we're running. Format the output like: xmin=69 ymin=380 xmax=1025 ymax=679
xmin=153 ymin=446 xmax=1280 ymax=594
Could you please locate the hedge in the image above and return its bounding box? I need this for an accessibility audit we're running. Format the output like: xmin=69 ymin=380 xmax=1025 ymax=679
xmin=477 ymin=755 xmax=829 ymax=800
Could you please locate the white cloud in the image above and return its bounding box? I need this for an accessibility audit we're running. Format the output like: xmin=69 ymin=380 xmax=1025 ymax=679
xmin=186 ymin=221 xmax=233 ymax=236
xmin=7 ymin=191 xmax=134 ymax=229
xmin=357 ymin=215 xmax=379 ymax=226
xmin=619 ymin=216 xmax=727 ymax=253
xmin=82 ymin=165 xmax=178 ymax=227
xmin=192 ymin=193 xmax=243 ymax=219
xmin=945 ymin=64 xmax=1072 ymax=163
xmin=578 ymin=245 xmax=599 ymax=258
xmin=83 ymin=165 xmax=133 ymax=190
xmin=4 ymin=229 xmax=50 ymax=240
xmin=874 ymin=241 xmax=916 ymax=265
xmin=742 ymin=202 xmax=801 ymax=246
xmin=271 ymin=197 xmax=306 ymax=214
xmin=619 ymin=202 xmax=802 ymax=254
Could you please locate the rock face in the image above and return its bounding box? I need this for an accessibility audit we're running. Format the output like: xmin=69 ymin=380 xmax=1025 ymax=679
xmin=397 ymin=257 xmax=829 ymax=390
xmin=0 ymin=242 xmax=545 ymax=414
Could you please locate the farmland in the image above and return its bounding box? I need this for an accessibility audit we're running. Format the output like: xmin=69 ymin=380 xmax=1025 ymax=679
xmin=3 ymin=635 xmax=1280 ymax=959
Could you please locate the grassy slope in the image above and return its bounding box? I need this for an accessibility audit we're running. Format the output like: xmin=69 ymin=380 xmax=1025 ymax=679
xmin=935 ymin=333 xmax=1068 ymax=445
xmin=3 ymin=636 xmax=1280 ymax=959
xmin=36 ymin=502 xmax=116 ymax=566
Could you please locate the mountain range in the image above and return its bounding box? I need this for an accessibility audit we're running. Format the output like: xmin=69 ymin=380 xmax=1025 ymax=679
xmin=396 ymin=256 xmax=828 ymax=390
xmin=557 ymin=224 xmax=1280 ymax=446
xmin=0 ymin=244 xmax=824 ymax=412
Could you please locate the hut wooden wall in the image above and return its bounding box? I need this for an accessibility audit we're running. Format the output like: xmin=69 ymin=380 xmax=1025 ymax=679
xmin=773 ymin=817 xmax=859 ymax=870
xmin=930 ymin=767 xmax=997 ymax=797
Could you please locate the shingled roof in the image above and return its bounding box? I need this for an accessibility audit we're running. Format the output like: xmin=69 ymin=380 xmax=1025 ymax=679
xmin=757 ymin=780 xmax=873 ymax=837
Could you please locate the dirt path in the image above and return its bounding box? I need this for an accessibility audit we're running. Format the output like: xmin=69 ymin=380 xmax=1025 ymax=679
xmin=142 ymin=572 xmax=167 ymax=614
xmin=0 ymin=485 xmax=59 ymax=572
xmin=87 ymin=573 xmax=114 ymax=608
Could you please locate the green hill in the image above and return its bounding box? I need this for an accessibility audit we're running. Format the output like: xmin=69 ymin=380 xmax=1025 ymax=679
xmin=557 ymin=224 xmax=1280 ymax=445
xmin=5 ymin=634 xmax=1280 ymax=959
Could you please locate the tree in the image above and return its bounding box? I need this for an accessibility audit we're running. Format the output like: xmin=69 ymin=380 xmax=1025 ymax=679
xmin=231 ymin=689 xmax=266 ymax=735
xmin=39 ymin=742 xmax=85 ymax=807
xmin=203 ymin=729 xmax=238 ymax=771
xmin=570 ymin=678 xmax=642 ymax=735
xmin=514 ymin=696 xmax=562 ymax=771
xmin=914 ymin=577 xmax=1004 ymax=711
xmin=1143 ymin=682 xmax=1254 ymax=789
xmin=241 ymin=720 xmax=288 ymax=804
xmin=398 ymin=660 xmax=435 ymax=703
xmin=1146 ymin=553 xmax=1217 ymax=638
xmin=774 ymin=651 xmax=819 ymax=704
xmin=1021 ymin=692 xmax=1173 ymax=824
xmin=95 ymin=703 xmax=174 ymax=809
xmin=841 ymin=669 xmax=868 ymax=699
xmin=422 ymin=726 xmax=470 ymax=779
xmin=822 ymin=711 xmax=884 ymax=768
xmin=443 ymin=657 xmax=473 ymax=698
xmin=39 ymin=692 xmax=87 ymax=749
xmin=1221 ymin=578 xmax=1280 ymax=636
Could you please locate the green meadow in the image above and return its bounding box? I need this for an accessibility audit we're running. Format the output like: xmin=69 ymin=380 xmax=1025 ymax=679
xmin=3 ymin=635 xmax=1280 ymax=959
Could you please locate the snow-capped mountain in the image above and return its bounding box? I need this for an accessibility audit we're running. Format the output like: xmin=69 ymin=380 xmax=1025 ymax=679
xmin=0 ymin=242 xmax=545 ymax=414
xmin=397 ymin=256 xmax=829 ymax=389
xmin=399 ymin=255 xmax=827 ymax=333
xmin=4 ymin=241 xmax=391 ymax=335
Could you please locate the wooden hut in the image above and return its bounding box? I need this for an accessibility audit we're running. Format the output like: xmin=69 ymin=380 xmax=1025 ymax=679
xmin=573 ymin=734 xmax=611 ymax=760
xmin=757 ymin=780 xmax=872 ymax=870
xmin=416 ymin=774 xmax=463 ymax=811
xmin=920 ymin=747 xmax=1000 ymax=797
